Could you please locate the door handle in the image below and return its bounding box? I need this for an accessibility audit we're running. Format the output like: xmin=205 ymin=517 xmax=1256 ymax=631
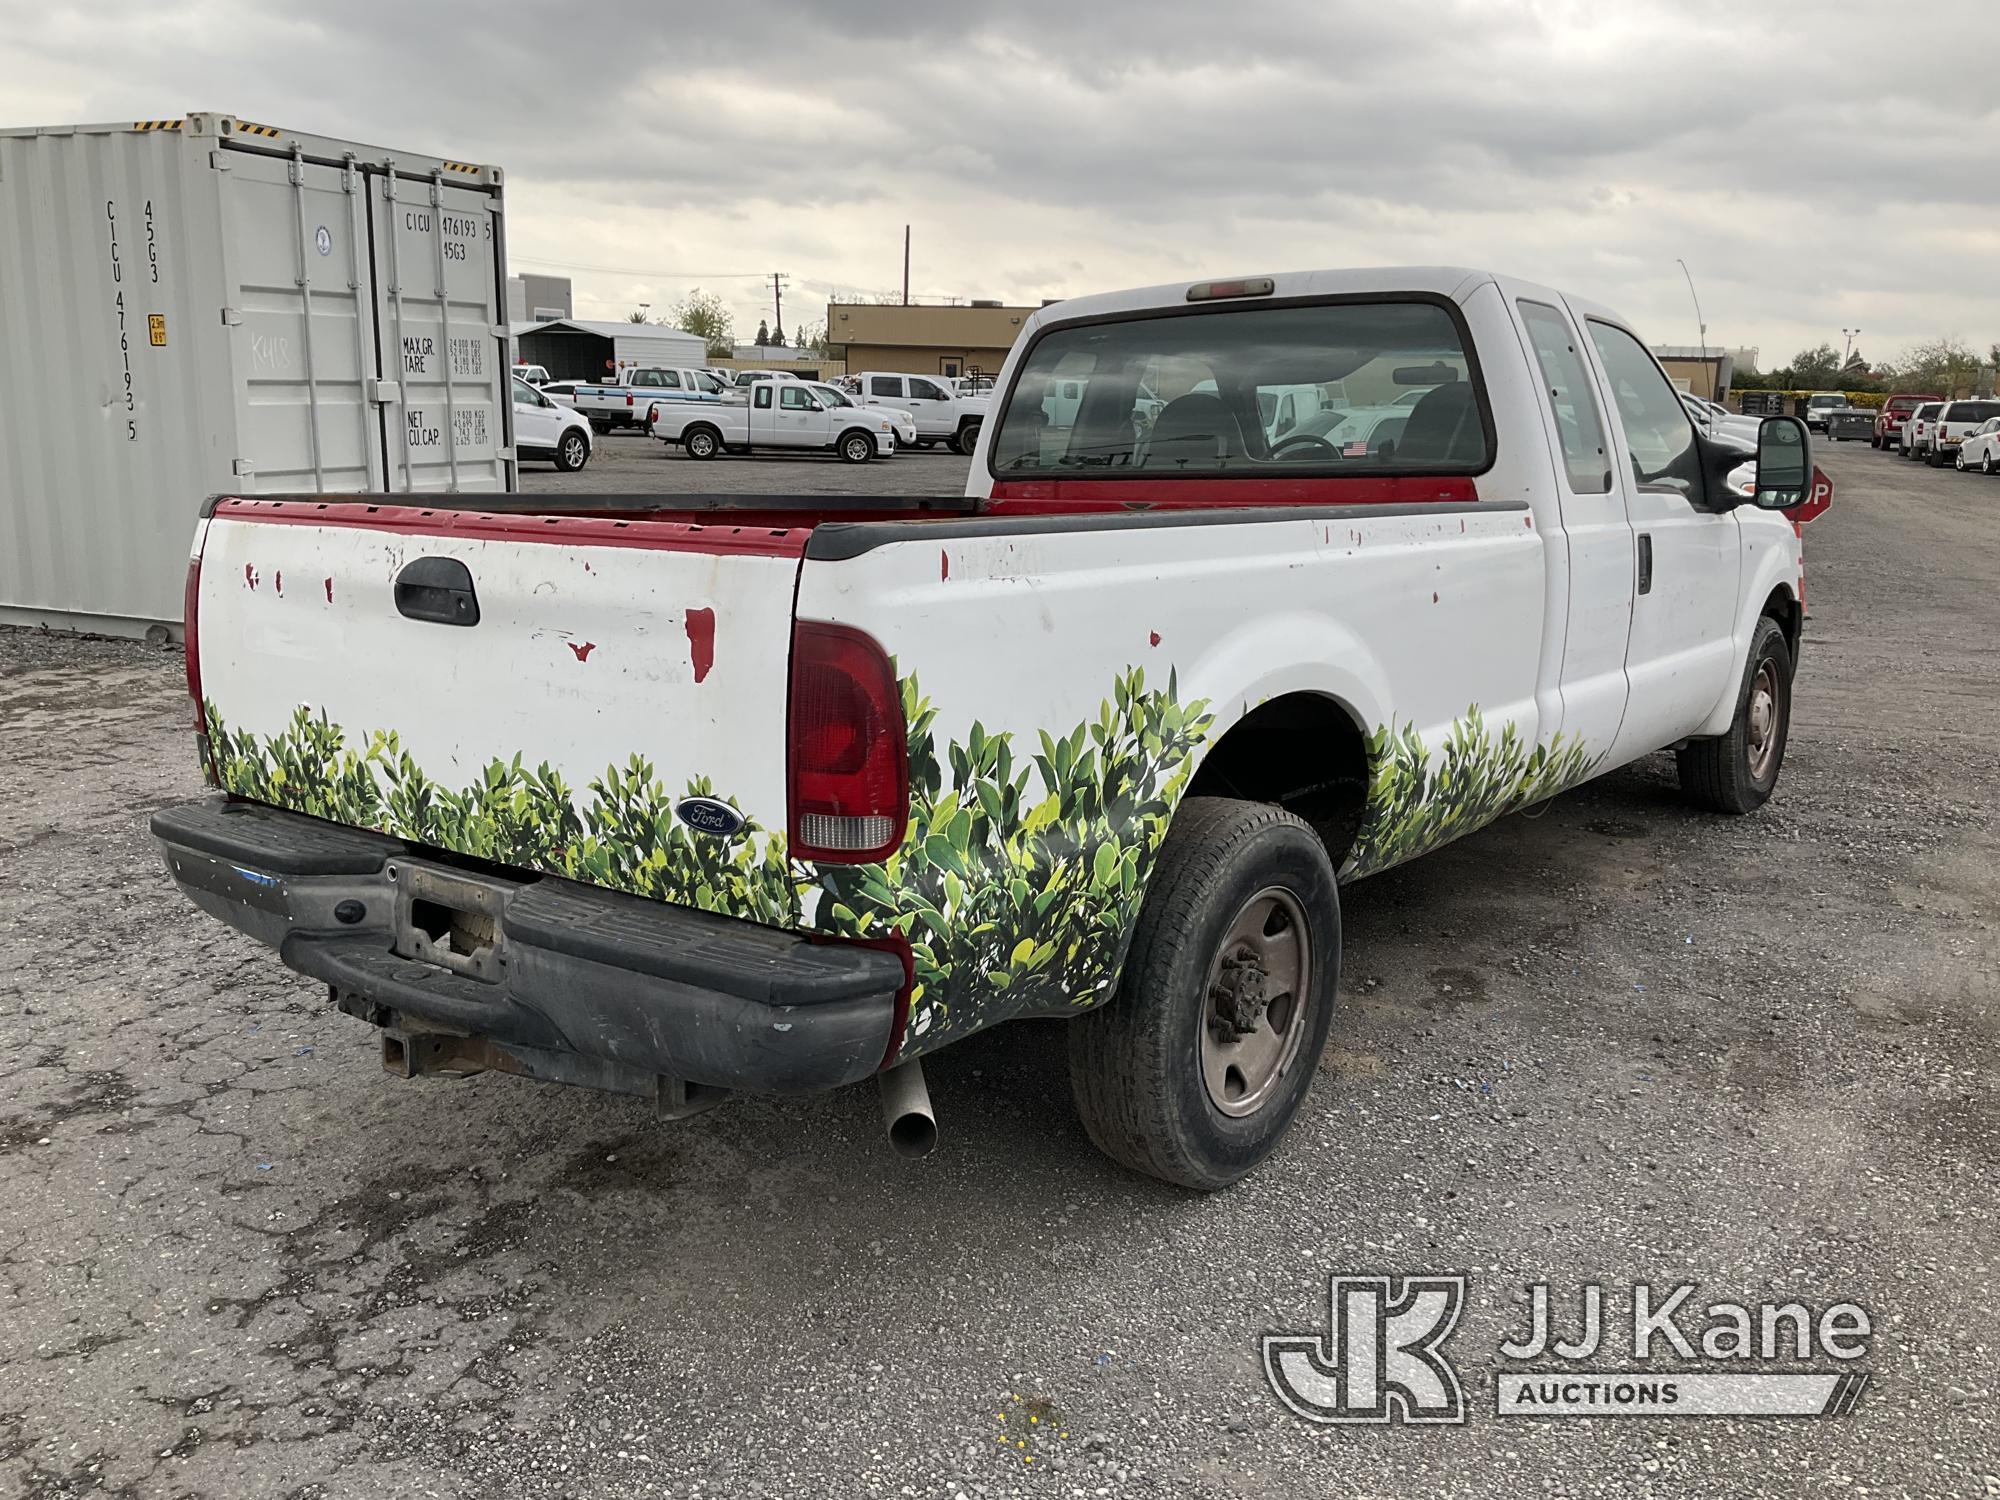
xmin=1637 ymin=534 xmax=1654 ymax=595
xmin=395 ymin=556 xmax=480 ymax=626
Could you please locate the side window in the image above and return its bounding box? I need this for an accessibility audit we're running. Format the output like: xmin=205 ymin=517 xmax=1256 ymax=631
xmin=909 ymin=377 xmax=946 ymax=401
xmin=780 ymin=385 xmax=812 ymax=410
xmin=1518 ymin=301 xmax=1611 ymax=493
xmin=870 ymin=376 xmax=903 ymax=398
xmin=658 ymin=370 xmax=681 ymax=389
xmin=1586 ymin=320 xmax=1701 ymax=496
xmin=753 ymin=385 xmax=774 ymax=410
xmin=631 ymin=370 xmax=657 ymax=387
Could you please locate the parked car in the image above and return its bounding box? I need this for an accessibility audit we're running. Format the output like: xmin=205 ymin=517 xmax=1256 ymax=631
xmin=732 ymin=369 xmax=804 ymax=387
xmin=651 ymin=376 xmax=899 ymax=461
xmin=511 ymin=376 xmax=592 ymax=471
xmin=539 ymin=381 xmax=583 ymax=407
xmin=806 ymin=380 xmax=918 ymax=450
xmin=1928 ymin=399 xmax=2000 ymax=467
xmin=1873 ymin=392 xmax=1942 ymax=450
xmin=853 ymin=372 xmax=990 ymax=454
xmin=156 ymin=266 xmax=1817 ymax=1190
xmin=569 ymin=367 xmax=729 ymax=433
xmin=511 ymin=363 xmax=552 ymax=387
xmin=1902 ymin=402 xmax=1946 ymax=459
xmin=1957 ymin=416 xmax=2000 ymax=474
xmin=1802 ymin=392 xmax=1848 ymax=432
xmin=1680 ymin=392 xmax=1762 ymax=444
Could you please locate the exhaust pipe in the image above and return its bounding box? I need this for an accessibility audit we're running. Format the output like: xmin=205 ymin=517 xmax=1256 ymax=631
xmin=878 ymin=1059 xmax=938 ymax=1158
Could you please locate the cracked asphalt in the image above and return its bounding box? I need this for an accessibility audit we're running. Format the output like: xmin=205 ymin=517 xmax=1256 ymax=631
xmin=1 ymin=436 xmax=1994 ymax=1498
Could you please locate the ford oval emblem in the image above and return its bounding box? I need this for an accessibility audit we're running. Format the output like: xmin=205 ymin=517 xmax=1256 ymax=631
xmin=675 ymin=796 xmax=746 ymax=838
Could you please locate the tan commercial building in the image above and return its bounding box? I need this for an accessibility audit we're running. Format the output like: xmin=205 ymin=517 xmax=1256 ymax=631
xmin=828 ymin=301 xmax=1041 ymax=382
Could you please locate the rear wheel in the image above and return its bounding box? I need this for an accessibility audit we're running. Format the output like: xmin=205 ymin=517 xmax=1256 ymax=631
xmin=1676 ymin=616 xmax=1792 ymax=815
xmin=951 ymin=420 xmax=982 ymax=456
xmin=684 ymin=425 xmax=721 ymax=460
xmin=1068 ymin=797 xmax=1339 ymax=1191
xmin=555 ymin=429 xmax=589 ymax=472
xmin=839 ymin=429 xmax=874 ymax=463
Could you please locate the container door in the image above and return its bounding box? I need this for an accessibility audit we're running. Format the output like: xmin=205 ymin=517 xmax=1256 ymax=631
xmin=215 ymin=148 xmax=384 ymax=492
xmin=369 ymin=171 xmax=510 ymax=493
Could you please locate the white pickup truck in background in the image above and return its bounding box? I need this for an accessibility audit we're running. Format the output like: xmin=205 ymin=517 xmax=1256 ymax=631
xmin=568 ymin=367 xmax=730 ymax=433
xmin=853 ymin=371 xmax=989 ymax=453
xmin=650 ymin=376 xmax=900 ymax=460
xmin=154 ymin=265 xmax=1824 ymax=1189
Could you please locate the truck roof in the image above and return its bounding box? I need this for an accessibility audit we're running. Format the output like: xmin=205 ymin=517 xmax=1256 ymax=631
xmin=1021 ymin=266 xmax=1493 ymax=330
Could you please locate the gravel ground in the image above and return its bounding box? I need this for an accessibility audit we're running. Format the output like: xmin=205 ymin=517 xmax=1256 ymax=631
xmin=0 ymin=441 xmax=1994 ymax=1498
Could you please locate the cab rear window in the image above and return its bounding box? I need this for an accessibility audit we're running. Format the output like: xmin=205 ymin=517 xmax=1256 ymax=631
xmin=990 ymin=299 xmax=1491 ymax=477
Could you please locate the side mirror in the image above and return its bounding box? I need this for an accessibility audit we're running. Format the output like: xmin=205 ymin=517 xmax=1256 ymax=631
xmin=1752 ymin=416 xmax=1811 ymax=509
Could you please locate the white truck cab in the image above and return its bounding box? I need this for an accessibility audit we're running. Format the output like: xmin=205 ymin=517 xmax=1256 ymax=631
xmin=652 ymin=377 xmax=898 ymax=461
xmin=854 ymin=372 xmax=988 ymax=453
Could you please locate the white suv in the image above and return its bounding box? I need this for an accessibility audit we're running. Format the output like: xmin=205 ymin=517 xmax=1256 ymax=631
xmin=1902 ymin=402 xmax=1946 ymax=460
xmin=1930 ymin=399 xmax=2000 ymax=468
xmin=1955 ymin=416 xmax=2000 ymax=475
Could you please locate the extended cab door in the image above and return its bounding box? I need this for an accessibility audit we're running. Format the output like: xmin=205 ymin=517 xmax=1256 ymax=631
xmin=747 ymin=381 xmax=778 ymax=445
xmin=904 ymin=375 xmax=955 ymax=437
xmin=1577 ymin=314 xmax=1741 ymax=764
xmin=1506 ymin=295 xmax=1635 ymax=753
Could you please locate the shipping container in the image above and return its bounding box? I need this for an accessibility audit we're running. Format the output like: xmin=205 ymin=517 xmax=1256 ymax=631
xmin=0 ymin=112 xmax=514 ymax=638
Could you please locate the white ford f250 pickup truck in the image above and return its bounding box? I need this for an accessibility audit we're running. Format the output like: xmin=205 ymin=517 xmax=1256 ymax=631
xmin=651 ymin=378 xmax=900 ymax=461
xmin=569 ymin=367 xmax=729 ymax=433
xmin=154 ymin=267 xmax=1824 ymax=1189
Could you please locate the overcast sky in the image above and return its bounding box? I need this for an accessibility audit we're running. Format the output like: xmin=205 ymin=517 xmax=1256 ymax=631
xmin=6 ymin=0 xmax=1995 ymax=370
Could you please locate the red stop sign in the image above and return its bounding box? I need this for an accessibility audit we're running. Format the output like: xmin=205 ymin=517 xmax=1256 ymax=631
xmin=1787 ymin=465 xmax=1833 ymax=525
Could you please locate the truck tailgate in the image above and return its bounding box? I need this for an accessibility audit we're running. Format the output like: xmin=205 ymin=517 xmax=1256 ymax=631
xmin=192 ymin=499 xmax=807 ymax=927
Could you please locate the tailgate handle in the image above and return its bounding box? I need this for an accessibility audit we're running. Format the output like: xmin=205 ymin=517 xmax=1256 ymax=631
xmin=394 ymin=557 xmax=480 ymax=627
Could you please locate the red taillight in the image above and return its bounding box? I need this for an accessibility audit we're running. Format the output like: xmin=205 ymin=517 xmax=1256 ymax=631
xmin=184 ymin=551 xmax=219 ymax=786
xmin=788 ymin=621 xmax=907 ymax=863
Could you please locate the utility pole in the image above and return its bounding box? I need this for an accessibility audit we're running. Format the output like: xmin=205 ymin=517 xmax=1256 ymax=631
xmin=770 ymin=272 xmax=788 ymax=346
xmin=1675 ymin=258 xmax=1709 ymax=396
xmin=1841 ymin=328 xmax=1859 ymax=365
xmin=902 ymin=225 xmax=910 ymax=306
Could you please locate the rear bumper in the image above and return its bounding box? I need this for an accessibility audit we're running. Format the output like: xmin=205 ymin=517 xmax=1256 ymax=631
xmin=150 ymin=798 xmax=902 ymax=1098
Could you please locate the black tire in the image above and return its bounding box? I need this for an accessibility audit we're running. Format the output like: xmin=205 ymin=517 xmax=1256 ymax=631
xmin=838 ymin=429 xmax=874 ymax=464
xmin=589 ymin=419 xmax=611 ymax=436
xmin=951 ymin=420 xmax=982 ymax=456
xmin=554 ymin=428 xmax=589 ymax=472
xmin=684 ymin=425 xmax=722 ymax=460
xmin=1983 ymin=451 xmax=1996 ymax=476
xmin=1676 ymin=616 xmax=1792 ymax=815
xmin=1068 ymin=797 xmax=1340 ymax=1191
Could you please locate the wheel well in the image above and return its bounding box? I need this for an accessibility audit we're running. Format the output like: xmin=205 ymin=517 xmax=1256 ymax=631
xmin=839 ymin=425 xmax=873 ymax=445
xmin=1185 ymin=692 xmax=1370 ymax=870
xmin=686 ymin=421 xmax=720 ymax=440
xmin=1761 ymin=584 xmax=1801 ymax=663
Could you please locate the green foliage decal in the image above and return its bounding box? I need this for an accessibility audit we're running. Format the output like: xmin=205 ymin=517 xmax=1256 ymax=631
xmin=1346 ymin=706 xmax=1601 ymax=878
xmin=205 ymin=703 xmax=801 ymax=927
xmin=813 ymin=668 xmax=1214 ymax=1049
xmin=202 ymin=689 xmax=1597 ymax=1061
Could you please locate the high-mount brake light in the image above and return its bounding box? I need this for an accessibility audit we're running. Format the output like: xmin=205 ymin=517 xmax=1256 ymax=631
xmin=788 ymin=621 xmax=908 ymax=863
xmin=1186 ymin=277 xmax=1276 ymax=302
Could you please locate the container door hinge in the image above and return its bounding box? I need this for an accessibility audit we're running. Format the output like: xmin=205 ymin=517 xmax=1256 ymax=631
xmin=366 ymin=378 xmax=401 ymax=404
xmin=220 ymin=307 xmax=242 ymax=326
xmin=209 ymin=151 xmax=232 ymax=172
xmin=232 ymin=459 xmax=255 ymax=477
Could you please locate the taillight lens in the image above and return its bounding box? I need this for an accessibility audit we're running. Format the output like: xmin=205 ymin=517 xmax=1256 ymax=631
xmin=788 ymin=621 xmax=907 ymax=863
xmin=184 ymin=552 xmax=219 ymax=787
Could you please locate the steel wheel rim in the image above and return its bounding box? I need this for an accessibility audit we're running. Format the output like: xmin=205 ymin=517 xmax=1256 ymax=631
xmin=1746 ymin=658 xmax=1782 ymax=781
xmin=691 ymin=432 xmax=714 ymax=456
xmin=847 ymin=436 xmax=869 ymax=460
xmin=1199 ymin=886 xmax=1314 ymax=1118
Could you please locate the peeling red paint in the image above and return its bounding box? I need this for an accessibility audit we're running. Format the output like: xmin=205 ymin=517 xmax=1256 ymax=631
xmin=685 ymin=607 xmax=716 ymax=683
xmin=323 ymin=577 xmax=334 ymax=603
xmin=569 ymin=641 xmax=596 ymax=662
xmin=940 ymin=549 xmax=950 ymax=581
xmin=1149 ymin=630 xmax=1161 ymax=647
xmin=244 ymin=564 xmax=258 ymax=591
xmin=274 ymin=571 xmax=283 ymax=596
xmin=1432 ymin=592 xmax=1440 ymax=604
xmin=1525 ymin=516 xmax=1534 ymax=528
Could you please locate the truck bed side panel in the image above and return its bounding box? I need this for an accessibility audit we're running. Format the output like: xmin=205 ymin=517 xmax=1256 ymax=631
xmin=790 ymin=503 xmax=1555 ymax=1057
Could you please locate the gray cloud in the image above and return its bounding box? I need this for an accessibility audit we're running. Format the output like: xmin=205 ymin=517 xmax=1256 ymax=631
xmin=4 ymin=0 xmax=1995 ymax=362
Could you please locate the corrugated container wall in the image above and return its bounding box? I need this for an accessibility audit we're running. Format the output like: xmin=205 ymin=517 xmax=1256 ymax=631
xmin=0 ymin=112 xmax=514 ymax=637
